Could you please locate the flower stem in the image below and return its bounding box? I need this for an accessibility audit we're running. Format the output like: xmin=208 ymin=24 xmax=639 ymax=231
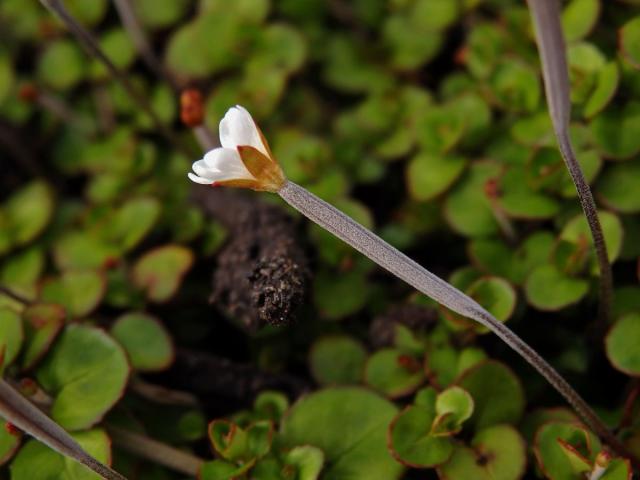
xmin=0 ymin=380 xmax=127 ymax=480
xmin=39 ymin=0 xmax=194 ymax=158
xmin=277 ymin=180 xmax=635 ymax=464
xmin=526 ymin=0 xmax=613 ymax=325
xmin=107 ymin=426 xmax=203 ymax=476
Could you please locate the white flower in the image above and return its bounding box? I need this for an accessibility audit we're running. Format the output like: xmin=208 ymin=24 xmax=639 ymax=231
xmin=188 ymin=106 xmax=285 ymax=191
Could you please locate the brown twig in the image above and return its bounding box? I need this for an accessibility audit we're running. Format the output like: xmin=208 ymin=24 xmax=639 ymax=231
xmin=128 ymin=377 xmax=199 ymax=407
xmin=38 ymin=0 xmax=194 ymax=158
xmin=107 ymin=426 xmax=203 ymax=476
xmin=0 ymin=285 xmax=32 ymax=305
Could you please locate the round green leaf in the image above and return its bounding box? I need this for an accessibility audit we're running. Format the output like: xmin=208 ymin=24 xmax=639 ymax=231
xmin=406 ymin=152 xmax=466 ymax=201
xmin=37 ymin=40 xmax=86 ymax=91
xmin=313 ymin=269 xmax=370 ymax=319
xmin=364 ymin=348 xmax=425 ymax=398
xmin=65 ymin=0 xmax=108 ymax=26
xmin=110 ymin=312 xmax=174 ymax=372
xmin=284 ymin=445 xmax=325 ymax=480
xmin=132 ymin=245 xmax=194 ymax=303
xmin=36 ymin=325 xmax=129 ymax=430
xmin=0 ymin=308 xmax=23 ymax=369
xmin=562 ymin=0 xmax=600 ymax=42
xmin=606 ymin=313 xmax=640 ymax=376
xmin=21 ymin=303 xmax=65 ymax=371
xmin=5 ymin=181 xmax=54 ymax=247
xmin=490 ymin=61 xmax=540 ymax=113
xmin=472 ymin=424 xmax=526 ymax=480
xmin=534 ymin=422 xmax=601 ymax=480
xmin=590 ymin=102 xmax=640 ymax=159
xmin=388 ymin=405 xmax=454 ymax=468
xmin=280 ymin=387 xmax=404 ymax=480
xmin=444 ymin=162 xmax=500 ymax=237
xmin=468 ymin=276 xmax=517 ymax=324
xmin=91 ymin=29 xmax=135 ymax=79
xmin=40 ymin=270 xmax=106 ymax=318
xmin=416 ymin=106 xmax=465 ymax=154
xmin=434 ymin=386 xmax=474 ymax=434
xmin=309 ymin=335 xmax=367 ymax=386
xmin=560 ymin=210 xmax=623 ymax=264
xmin=105 ymin=197 xmax=161 ymax=252
xmin=455 ymin=360 xmax=525 ymax=430
xmin=525 ymin=265 xmax=589 ymax=311
xmin=1 ymin=247 xmax=44 ymax=300
xmin=10 ymin=429 xmax=111 ymax=480
xmin=248 ymin=24 xmax=307 ymax=74
xmin=598 ymin=161 xmax=640 ymax=213
xmin=132 ymin=0 xmax=190 ymax=29
xmin=620 ymin=16 xmax=640 ymax=69
xmin=53 ymin=232 xmax=120 ymax=271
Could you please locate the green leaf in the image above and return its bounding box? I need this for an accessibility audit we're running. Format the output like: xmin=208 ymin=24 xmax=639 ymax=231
xmin=36 ymin=325 xmax=129 ymax=430
xmin=0 ymin=308 xmax=23 ymax=371
xmin=90 ymin=29 xmax=135 ymax=79
xmin=309 ymin=335 xmax=367 ymax=386
xmin=468 ymin=276 xmax=517 ymax=324
xmin=199 ymin=459 xmax=252 ymax=480
xmin=525 ymin=264 xmax=589 ymax=311
xmin=313 ymin=268 xmax=369 ymax=318
xmin=21 ymin=303 xmax=65 ymax=371
xmin=0 ymin=51 xmax=14 ymax=107
xmin=605 ymin=313 xmax=640 ymax=375
xmin=620 ymin=16 xmax=640 ymax=69
xmin=590 ymin=102 xmax=640 ymax=159
xmin=406 ymin=152 xmax=466 ymax=201
xmin=37 ymin=40 xmax=86 ymax=91
xmin=433 ymin=386 xmax=474 ymax=435
xmin=444 ymin=161 xmax=500 ymax=237
xmin=383 ymin=15 xmax=444 ymax=70
xmin=600 ymin=458 xmax=633 ymax=480
xmin=208 ymin=420 xmax=249 ymax=462
xmin=132 ymin=0 xmax=190 ymax=29
xmin=416 ymin=106 xmax=465 ymax=154
xmin=280 ymin=387 xmax=404 ymax=480
xmin=560 ymin=210 xmax=624 ymax=264
xmin=364 ymin=348 xmax=425 ymax=398
xmin=254 ymin=391 xmax=289 ymax=422
xmin=438 ymin=425 xmax=526 ymax=480
xmin=562 ymin=0 xmax=600 ymax=42
xmin=10 ymin=429 xmax=111 ymax=480
xmin=5 ymin=181 xmax=54 ymax=248
xmin=283 ymin=445 xmax=325 ymax=480
xmin=0 ymin=247 xmax=44 ymax=300
xmin=110 ymin=312 xmax=174 ymax=372
xmin=104 ymin=197 xmax=161 ymax=252
xmin=53 ymin=232 xmax=120 ymax=270
xmin=455 ymin=360 xmax=525 ymax=430
xmin=598 ymin=161 xmax=640 ymax=213
xmin=247 ymin=24 xmax=307 ymax=74
xmin=534 ymin=422 xmax=601 ymax=480
xmin=132 ymin=245 xmax=194 ymax=302
xmin=40 ymin=270 xmax=106 ymax=318
xmin=65 ymin=0 xmax=108 ymax=26
xmin=490 ymin=60 xmax=540 ymax=113
xmin=387 ymin=404 xmax=454 ymax=468
xmin=583 ymin=62 xmax=619 ymax=118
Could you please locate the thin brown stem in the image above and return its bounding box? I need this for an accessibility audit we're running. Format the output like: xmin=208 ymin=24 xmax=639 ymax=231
xmin=39 ymin=0 xmax=194 ymax=158
xmin=128 ymin=377 xmax=199 ymax=407
xmin=107 ymin=426 xmax=203 ymax=476
xmin=526 ymin=0 xmax=613 ymax=325
xmin=111 ymin=0 xmax=181 ymax=92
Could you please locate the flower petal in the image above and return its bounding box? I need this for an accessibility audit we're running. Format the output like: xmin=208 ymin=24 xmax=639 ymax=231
xmin=188 ymin=172 xmax=214 ymax=184
xmin=189 ymin=147 xmax=256 ymax=186
xmin=192 ymin=159 xmax=218 ymax=179
xmin=218 ymin=105 xmax=268 ymax=156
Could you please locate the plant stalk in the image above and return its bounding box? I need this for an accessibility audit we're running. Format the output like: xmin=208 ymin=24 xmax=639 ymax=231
xmin=278 ymin=180 xmax=635 ymax=465
xmin=39 ymin=0 xmax=194 ymax=158
xmin=526 ymin=0 xmax=613 ymax=325
xmin=107 ymin=426 xmax=203 ymax=476
xmin=0 ymin=380 xmax=127 ymax=480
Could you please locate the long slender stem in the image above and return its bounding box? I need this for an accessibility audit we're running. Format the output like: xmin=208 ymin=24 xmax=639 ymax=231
xmin=111 ymin=0 xmax=181 ymax=92
xmin=107 ymin=426 xmax=203 ymax=476
xmin=278 ymin=180 xmax=637 ymax=465
xmin=0 ymin=380 xmax=127 ymax=480
xmin=527 ymin=0 xmax=613 ymax=325
xmin=39 ymin=0 xmax=194 ymax=158
xmin=0 ymin=285 xmax=32 ymax=305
